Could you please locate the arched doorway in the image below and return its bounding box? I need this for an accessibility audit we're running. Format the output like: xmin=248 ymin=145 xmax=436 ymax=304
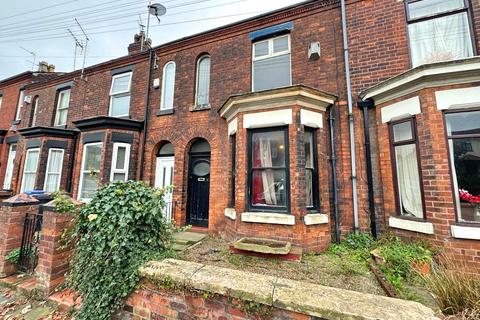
xmin=186 ymin=139 xmax=211 ymax=227
xmin=155 ymin=142 xmax=174 ymax=222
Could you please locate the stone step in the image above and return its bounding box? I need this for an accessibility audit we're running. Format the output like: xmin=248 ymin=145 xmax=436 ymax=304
xmin=172 ymin=231 xmax=207 ymax=245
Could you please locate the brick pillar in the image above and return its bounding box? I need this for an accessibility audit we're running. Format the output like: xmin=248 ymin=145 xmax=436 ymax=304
xmin=35 ymin=204 xmax=75 ymax=294
xmin=0 ymin=195 xmax=40 ymax=277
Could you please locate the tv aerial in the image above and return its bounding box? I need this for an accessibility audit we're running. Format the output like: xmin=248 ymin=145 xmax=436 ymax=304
xmin=141 ymin=2 xmax=167 ymax=51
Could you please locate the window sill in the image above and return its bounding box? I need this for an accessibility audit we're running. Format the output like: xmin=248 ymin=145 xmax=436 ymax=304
xmin=190 ymin=105 xmax=211 ymax=112
xmin=304 ymin=213 xmax=328 ymax=226
xmin=12 ymin=120 xmax=20 ymax=125
xmin=241 ymin=211 xmax=295 ymax=225
xmin=451 ymin=224 xmax=480 ymax=240
xmin=156 ymin=109 xmax=174 ymax=116
xmin=224 ymin=208 xmax=236 ymax=220
xmin=388 ymin=216 xmax=434 ymax=235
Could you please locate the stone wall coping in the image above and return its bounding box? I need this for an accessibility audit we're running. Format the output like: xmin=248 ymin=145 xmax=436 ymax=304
xmin=1 ymin=194 xmax=39 ymax=207
xmin=241 ymin=211 xmax=295 ymax=225
xmin=139 ymin=259 xmax=439 ymax=320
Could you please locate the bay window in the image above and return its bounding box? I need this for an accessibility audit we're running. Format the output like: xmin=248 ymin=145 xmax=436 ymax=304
xmin=109 ymin=72 xmax=132 ymax=117
xmin=44 ymin=149 xmax=64 ymax=192
xmin=252 ymin=35 xmax=291 ymax=92
xmin=161 ymin=62 xmax=176 ymax=111
xmin=110 ymin=142 xmax=130 ymax=182
xmin=389 ymin=118 xmax=424 ymax=218
xmin=21 ymin=148 xmax=40 ymax=193
xmin=54 ymin=89 xmax=71 ymax=126
xmin=195 ymin=55 xmax=211 ymax=108
xmin=446 ymin=110 xmax=480 ymax=223
xmin=406 ymin=0 xmax=474 ymax=67
xmin=78 ymin=143 xmax=102 ymax=201
xmin=304 ymin=128 xmax=319 ymax=210
xmin=248 ymin=127 xmax=289 ymax=212
xmin=3 ymin=144 xmax=17 ymax=190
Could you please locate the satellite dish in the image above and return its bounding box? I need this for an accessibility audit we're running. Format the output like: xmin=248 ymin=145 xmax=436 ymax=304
xmin=149 ymin=3 xmax=167 ymax=18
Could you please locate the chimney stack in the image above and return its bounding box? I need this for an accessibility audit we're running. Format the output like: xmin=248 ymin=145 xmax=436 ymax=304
xmin=128 ymin=31 xmax=151 ymax=55
xmin=38 ymin=61 xmax=55 ymax=73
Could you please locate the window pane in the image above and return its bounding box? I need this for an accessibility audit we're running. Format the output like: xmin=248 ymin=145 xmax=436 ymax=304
xmin=59 ymin=90 xmax=70 ymax=109
xmin=25 ymin=150 xmax=39 ymax=171
xmin=3 ymin=145 xmax=16 ymax=190
xmin=111 ymin=74 xmax=131 ymax=94
xmin=110 ymin=95 xmax=130 ymax=116
xmin=115 ymin=146 xmax=126 ymax=170
xmin=252 ymin=169 xmax=286 ymax=207
xmin=304 ymin=131 xmax=314 ymax=169
xmin=161 ymin=63 xmax=175 ymax=110
xmin=45 ymin=174 xmax=60 ymax=192
xmin=252 ymin=131 xmax=286 ymax=168
xmin=394 ymin=144 xmax=423 ymax=218
xmin=408 ymin=0 xmax=465 ymax=20
xmin=193 ymin=161 xmax=210 ymax=176
xmin=254 ymin=41 xmax=269 ymax=58
xmin=451 ymin=138 xmax=480 ymax=222
xmin=84 ymin=145 xmax=102 ymax=171
xmin=273 ymin=36 xmax=289 ymax=53
xmin=48 ymin=150 xmax=63 ymax=173
xmin=306 ymin=169 xmax=313 ymax=207
xmin=253 ymin=54 xmax=291 ymax=91
xmin=81 ymin=172 xmax=99 ymax=199
xmin=446 ymin=111 xmax=480 ymax=136
xmin=196 ymin=57 xmax=210 ymax=106
xmin=393 ymin=121 xmax=413 ymax=142
xmin=408 ymin=12 xmax=473 ymax=67
xmin=112 ymin=172 xmax=126 ymax=182
xmin=23 ymin=173 xmax=36 ymax=192
xmin=56 ymin=108 xmax=68 ymax=126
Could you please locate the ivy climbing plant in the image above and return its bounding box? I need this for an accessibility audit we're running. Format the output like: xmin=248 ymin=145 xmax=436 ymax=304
xmin=67 ymin=181 xmax=174 ymax=320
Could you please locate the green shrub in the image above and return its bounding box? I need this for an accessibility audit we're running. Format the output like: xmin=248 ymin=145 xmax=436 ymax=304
xmin=51 ymin=192 xmax=79 ymax=215
xmin=67 ymin=181 xmax=174 ymax=320
xmin=424 ymin=255 xmax=480 ymax=316
xmin=5 ymin=248 xmax=21 ymax=264
xmin=328 ymin=232 xmax=376 ymax=262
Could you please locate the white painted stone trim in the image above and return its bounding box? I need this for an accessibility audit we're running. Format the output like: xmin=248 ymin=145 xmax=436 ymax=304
xmin=228 ymin=118 xmax=238 ymax=136
xmin=241 ymin=212 xmax=295 ymax=225
xmin=224 ymin=208 xmax=236 ymax=220
xmin=300 ymin=109 xmax=323 ymax=128
xmin=243 ymin=109 xmax=292 ymax=129
xmin=304 ymin=213 xmax=328 ymax=225
xmin=381 ymin=96 xmax=421 ymax=123
xmin=389 ymin=217 xmax=434 ymax=235
xmin=435 ymin=86 xmax=480 ymax=110
xmin=451 ymin=224 xmax=480 ymax=240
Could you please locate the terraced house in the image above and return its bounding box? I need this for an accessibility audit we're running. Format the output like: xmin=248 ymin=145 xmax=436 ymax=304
xmin=0 ymin=0 xmax=479 ymax=269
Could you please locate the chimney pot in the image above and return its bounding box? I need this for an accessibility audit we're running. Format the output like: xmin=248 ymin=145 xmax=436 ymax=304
xmin=38 ymin=61 xmax=49 ymax=72
xmin=128 ymin=31 xmax=151 ymax=55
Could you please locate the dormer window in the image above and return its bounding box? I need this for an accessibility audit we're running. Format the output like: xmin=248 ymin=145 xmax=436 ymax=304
xmin=252 ymin=35 xmax=291 ymax=92
xmin=109 ymin=72 xmax=132 ymax=117
xmin=406 ymin=0 xmax=474 ymax=67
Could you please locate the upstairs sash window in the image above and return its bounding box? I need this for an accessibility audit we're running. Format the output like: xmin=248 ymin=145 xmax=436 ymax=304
xmin=109 ymin=72 xmax=132 ymax=117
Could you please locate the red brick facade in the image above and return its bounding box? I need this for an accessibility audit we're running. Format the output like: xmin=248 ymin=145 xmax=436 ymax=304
xmin=0 ymin=0 xmax=479 ymax=267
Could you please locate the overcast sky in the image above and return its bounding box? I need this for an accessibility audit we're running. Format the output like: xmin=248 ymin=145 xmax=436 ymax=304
xmin=0 ymin=0 xmax=305 ymax=79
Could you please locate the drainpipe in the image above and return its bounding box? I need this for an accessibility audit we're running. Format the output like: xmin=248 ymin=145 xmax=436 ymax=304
xmin=358 ymin=98 xmax=377 ymax=239
xmin=139 ymin=49 xmax=154 ymax=180
xmin=329 ymin=106 xmax=341 ymax=244
xmin=340 ymin=0 xmax=359 ymax=232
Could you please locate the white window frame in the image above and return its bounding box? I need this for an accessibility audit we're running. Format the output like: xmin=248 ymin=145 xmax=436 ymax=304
xmin=3 ymin=144 xmax=17 ymax=190
xmin=78 ymin=142 xmax=103 ymax=202
xmin=54 ymin=89 xmax=71 ymax=126
xmin=251 ymin=34 xmax=292 ymax=91
xmin=109 ymin=72 xmax=133 ymax=117
xmin=110 ymin=142 xmax=131 ymax=182
xmin=15 ymin=89 xmax=25 ymax=121
xmin=160 ymin=61 xmax=176 ymax=111
xmin=31 ymin=97 xmax=39 ymax=127
xmin=43 ymin=148 xmax=65 ymax=192
xmin=20 ymin=148 xmax=40 ymax=193
xmin=0 ymin=95 xmax=3 ymax=111
xmin=195 ymin=55 xmax=211 ymax=108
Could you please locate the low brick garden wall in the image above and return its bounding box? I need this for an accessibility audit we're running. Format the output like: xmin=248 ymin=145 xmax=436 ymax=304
xmin=123 ymin=259 xmax=439 ymax=320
